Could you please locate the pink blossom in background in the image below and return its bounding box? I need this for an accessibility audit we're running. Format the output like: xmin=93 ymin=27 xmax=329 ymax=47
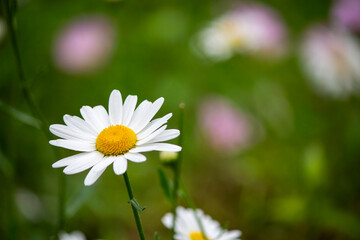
xmin=196 ymin=1 xmax=288 ymax=61
xmin=331 ymin=0 xmax=360 ymax=33
xmin=53 ymin=16 xmax=116 ymax=75
xmin=198 ymin=96 xmax=262 ymax=152
xmin=229 ymin=2 xmax=288 ymax=56
xmin=300 ymin=25 xmax=360 ymax=98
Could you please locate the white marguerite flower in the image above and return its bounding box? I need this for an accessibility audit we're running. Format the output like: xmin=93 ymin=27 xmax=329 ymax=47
xmin=50 ymin=90 xmax=181 ymax=186
xmin=162 ymin=206 xmax=242 ymax=240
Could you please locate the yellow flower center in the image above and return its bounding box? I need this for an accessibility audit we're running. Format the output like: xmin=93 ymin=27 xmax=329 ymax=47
xmin=96 ymin=125 xmax=137 ymax=156
xmin=189 ymin=232 xmax=209 ymax=240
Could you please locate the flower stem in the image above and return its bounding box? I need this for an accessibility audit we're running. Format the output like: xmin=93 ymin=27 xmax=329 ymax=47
xmin=2 ymin=0 xmax=65 ymax=234
xmin=179 ymin=183 xmax=208 ymax=240
xmin=123 ymin=172 xmax=146 ymax=240
xmin=171 ymin=103 xmax=185 ymax=239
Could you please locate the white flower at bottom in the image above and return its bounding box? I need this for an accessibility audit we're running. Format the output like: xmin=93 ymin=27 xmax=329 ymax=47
xmin=162 ymin=207 xmax=242 ymax=240
xmin=59 ymin=231 xmax=86 ymax=240
xmin=50 ymin=89 xmax=181 ymax=186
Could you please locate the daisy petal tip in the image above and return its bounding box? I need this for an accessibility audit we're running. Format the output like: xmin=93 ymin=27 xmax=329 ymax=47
xmin=49 ymin=140 xmax=57 ymax=145
xmin=84 ymin=180 xmax=94 ymax=186
xmin=166 ymin=113 xmax=173 ymax=119
xmin=114 ymin=169 xmax=126 ymax=175
xmin=52 ymin=162 xmax=61 ymax=168
xmin=112 ymin=89 xmax=120 ymax=95
xmin=157 ymin=97 xmax=165 ymax=103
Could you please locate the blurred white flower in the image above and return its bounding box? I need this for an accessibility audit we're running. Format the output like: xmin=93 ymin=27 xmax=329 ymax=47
xmin=53 ymin=15 xmax=116 ymax=75
xmin=300 ymin=25 xmax=360 ymax=98
xmin=162 ymin=206 xmax=242 ymax=240
xmin=50 ymin=90 xmax=181 ymax=186
xmin=198 ymin=96 xmax=262 ymax=153
xmin=59 ymin=231 xmax=86 ymax=240
xmin=15 ymin=189 xmax=44 ymax=222
xmin=195 ymin=2 xmax=287 ymax=61
xmin=331 ymin=0 xmax=360 ymax=33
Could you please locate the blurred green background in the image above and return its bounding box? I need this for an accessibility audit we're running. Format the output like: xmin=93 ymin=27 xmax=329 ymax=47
xmin=1 ymin=0 xmax=360 ymax=239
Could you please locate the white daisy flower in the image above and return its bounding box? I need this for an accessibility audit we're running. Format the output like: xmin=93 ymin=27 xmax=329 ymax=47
xmin=162 ymin=206 xmax=242 ymax=240
xmin=50 ymin=90 xmax=181 ymax=186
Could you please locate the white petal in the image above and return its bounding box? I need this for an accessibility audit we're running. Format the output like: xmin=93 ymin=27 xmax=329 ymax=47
xmin=152 ymin=143 xmax=181 ymax=152
xmin=220 ymin=230 xmax=242 ymax=240
xmin=108 ymin=90 xmax=123 ymax=125
xmin=132 ymin=143 xmax=181 ymax=153
xmin=122 ymin=95 xmax=138 ymax=126
xmin=133 ymin=97 xmax=164 ymax=133
xmin=129 ymin=145 xmax=157 ymax=153
xmin=49 ymin=139 xmax=96 ymax=152
xmin=63 ymin=114 xmax=98 ymax=136
xmin=128 ymin=100 xmax=152 ymax=130
xmin=49 ymin=124 xmax=95 ymax=142
xmin=113 ymin=156 xmax=127 ymax=175
xmin=137 ymin=113 xmax=172 ymax=140
xmin=80 ymin=106 xmax=105 ymax=133
xmin=146 ymin=129 xmax=180 ymax=144
xmin=52 ymin=152 xmax=90 ymax=168
xmin=84 ymin=167 xmax=106 ymax=186
xmin=136 ymin=125 xmax=167 ymax=145
xmin=123 ymin=152 xmax=147 ymax=162
xmin=63 ymin=151 xmax=103 ymax=174
xmin=161 ymin=213 xmax=174 ymax=229
xmin=91 ymin=156 xmax=115 ymax=172
xmin=84 ymin=156 xmax=114 ymax=186
xmin=93 ymin=105 xmax=110 ymax=128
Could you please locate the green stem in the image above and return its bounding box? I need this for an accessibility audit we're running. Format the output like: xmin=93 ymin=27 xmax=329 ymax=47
xmin=2 ymin=0 xmax=65 ymax=234
xmin=123 ymin=172 xmax=146 ymax=240
xmin=2 ymin=0 xmax=49 ymax=134
xmin=179 ymin=183 xmax=208 ymax=240
xmin=171 ymin=103 xmax=185 ymax=239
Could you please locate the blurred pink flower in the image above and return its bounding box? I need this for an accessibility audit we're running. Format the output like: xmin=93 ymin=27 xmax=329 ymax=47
xmin=53 ymin=15 xmax=116 ymax=75
xmin=332 ymin=0 xmax=360 ymax=33
xmin=196 ymin=2 xmax=288 ymax=61
xmin=300 ymin=25 xmax=360 ymax=98
xmin=198 ymin=96 xmax=261 ymax=152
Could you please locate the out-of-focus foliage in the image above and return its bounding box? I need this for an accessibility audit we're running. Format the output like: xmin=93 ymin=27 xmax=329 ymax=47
xmin=1 ymin=0 xmax=360 ymax=239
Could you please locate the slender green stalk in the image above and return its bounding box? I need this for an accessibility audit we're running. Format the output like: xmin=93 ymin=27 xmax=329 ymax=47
xmin=171 ymin=103 xmax=185 ymax=239
xmin=170 ymin=103 xmax=208 ymax=239
xmin=179 ymin=183 xmax=208 ymax=240
xmin=2 ymin=0 xmax=66 ymax=234
xmin=123 ymin=172 xmax=146 ymax=240
xmin=2 ymin=0 xmax=49 ymax=135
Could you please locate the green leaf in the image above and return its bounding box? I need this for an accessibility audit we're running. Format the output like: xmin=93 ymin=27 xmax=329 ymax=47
xmin=0 ymin=100 xmax=41 ymax=129
xmin=157 ymin=168 xmax=173 ymax=203
xmin=128 ymin=198 xmax=146 ymax=211
xmin=154 ymin=232 xmax=160 ymax=240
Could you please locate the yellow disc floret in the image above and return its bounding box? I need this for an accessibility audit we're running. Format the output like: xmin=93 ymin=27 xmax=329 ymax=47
xmin=96 ymin=125 xmax=137 ymax=156
xmin=189 ymin=232 xmax=209 ymax=240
